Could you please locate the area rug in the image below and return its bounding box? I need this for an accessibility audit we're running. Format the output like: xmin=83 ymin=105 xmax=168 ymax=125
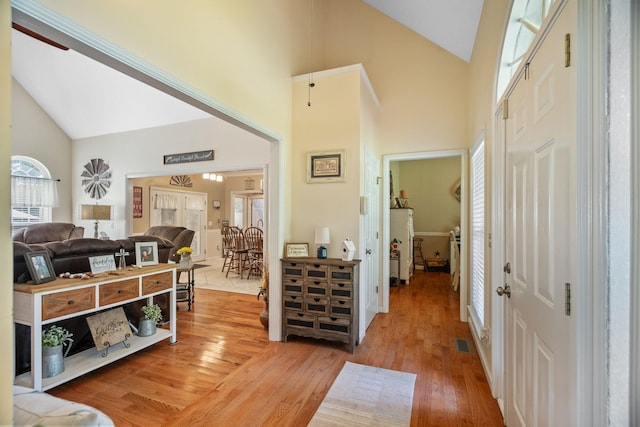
xmin=308 ymin=361 xmax=416 ymax=427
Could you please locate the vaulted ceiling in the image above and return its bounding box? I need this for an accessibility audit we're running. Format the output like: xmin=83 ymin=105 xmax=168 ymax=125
xmin=11 ymin=2 xmax=484 ymax=140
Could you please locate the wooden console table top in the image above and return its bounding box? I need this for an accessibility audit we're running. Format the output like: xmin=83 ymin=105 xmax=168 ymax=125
xmin=14 ymin=264 xmax=175 ymax=294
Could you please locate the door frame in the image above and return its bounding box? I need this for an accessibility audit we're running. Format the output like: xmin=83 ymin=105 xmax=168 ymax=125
xmin=12 ymin=1 xmax=284 ymax=343
xmin=382 ymin=150 xmax=468 ymax=320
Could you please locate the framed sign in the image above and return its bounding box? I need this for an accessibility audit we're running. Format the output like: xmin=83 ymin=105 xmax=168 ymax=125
xmin=24 ymin=251 xmax=56 ymax=285
xmin=89 ymin=255 xmax=117 ymax=274
xmin=86 ymin=307 xmax=131 ymax=351
xmin=163 ymin=149 xmax=214 ymax=165
xmin=307 ymin=150 xmax=345 ymax=183
xmin=133 ymin=186 xmax=143 ymax=218
xmin=285 ymin=243 xmax=309 ymax=258
xmin=135 ymin=241 xmax=159 ymax=266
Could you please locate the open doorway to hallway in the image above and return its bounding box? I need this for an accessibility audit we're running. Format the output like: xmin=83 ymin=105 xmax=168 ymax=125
xmin=382 ymin=150 xmax=468 ymax=320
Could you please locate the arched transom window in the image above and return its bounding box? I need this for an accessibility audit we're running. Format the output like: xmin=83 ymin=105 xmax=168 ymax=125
xmin=496 ymin=0 xmax=557 ymax=101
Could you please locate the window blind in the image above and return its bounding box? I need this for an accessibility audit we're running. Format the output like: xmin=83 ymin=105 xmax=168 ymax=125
xmin=470 ymin=141 xmax=486 ymax=326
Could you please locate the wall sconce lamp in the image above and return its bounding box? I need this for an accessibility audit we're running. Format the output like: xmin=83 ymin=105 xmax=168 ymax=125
xmin=213 ymin=200 xmax=221 ymax=209
xmin=81 ymin=204 xmax=112 ymax=238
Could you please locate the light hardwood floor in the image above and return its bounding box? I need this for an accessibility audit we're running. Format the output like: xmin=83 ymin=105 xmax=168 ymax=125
xmin=49 ymin=270 xmax=504 ymax=426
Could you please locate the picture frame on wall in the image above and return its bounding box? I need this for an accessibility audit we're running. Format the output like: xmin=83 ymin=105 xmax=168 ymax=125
xmin=135 ymin=242 xmax=159 ymax=266
xmin=24 ymin=251 xmax=57 ymax=284
xmin=306 ymin=150 xmax=346 ymax=183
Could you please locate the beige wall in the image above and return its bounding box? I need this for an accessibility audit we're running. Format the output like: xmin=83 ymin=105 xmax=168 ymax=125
xmin=292 ymin=67 xmax=363 ymax=257
xmin=1 ymin=0 xmax=12 ymax=422
xmin=323 ymin=0 xmax=470 ymax=154
xmin=394 ymin=157 xmax=461 ymax=260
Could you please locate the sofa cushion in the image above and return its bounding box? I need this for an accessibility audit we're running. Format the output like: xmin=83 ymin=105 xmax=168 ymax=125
xmin=46 ymin=239 xmax=123 ymax=257
xmin=144 ymin=226 xmax=187 ymax=242
xmin=13 ymin=222 xmax=85 ymax=244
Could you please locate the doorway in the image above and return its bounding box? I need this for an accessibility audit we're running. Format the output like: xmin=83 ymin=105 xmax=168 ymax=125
xmin=382 ymin=150 xmax=468 ymax=320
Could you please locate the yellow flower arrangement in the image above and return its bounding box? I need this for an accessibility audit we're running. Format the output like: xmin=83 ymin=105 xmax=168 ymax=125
xmin=176 ymin=246 xmax=193 ymax=256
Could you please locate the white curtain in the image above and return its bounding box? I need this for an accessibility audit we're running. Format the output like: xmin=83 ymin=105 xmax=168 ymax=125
xmin=11 ymin=176 xmax=59 ymax=207
xmin=154 ymin=194 xmax=178 ymax=209
xmin=185 ymin=195 xmax=204 ymax=211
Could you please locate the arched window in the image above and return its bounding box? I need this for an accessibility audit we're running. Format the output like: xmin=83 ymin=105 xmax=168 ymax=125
xmin=496 ymin=0 xmax=557 ymax=101
xmin=11 ymin=156 xmax=57 ymax=233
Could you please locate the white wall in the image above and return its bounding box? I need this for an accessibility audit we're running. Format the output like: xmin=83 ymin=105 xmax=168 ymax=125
xmin=12 ymin=79 xmax=73 ymax=222
xmin=71 ymin=117 xmax=270 ymax=239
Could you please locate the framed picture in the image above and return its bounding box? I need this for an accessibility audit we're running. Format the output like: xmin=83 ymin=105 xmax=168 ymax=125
xmin=307 ymin=150 xmax=346 ymax=183
xmin=135 ymin=241 xmax=159 ymax=266
xmin=89 ymin=255 xmax=117 ymax=274
xmin=24 ymin=251 xmax=57 ymax=284
xmin=285 ymin=243 xmax=310 ymax=258
xmin=86 ymin=307 xmax=131 ymax=351
xmin=133 ymin=186 xmax=143 ymax=218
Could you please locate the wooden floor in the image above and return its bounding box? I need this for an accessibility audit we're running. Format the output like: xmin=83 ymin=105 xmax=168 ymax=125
xmin=49 ymin=270 xmax=504 ymax=426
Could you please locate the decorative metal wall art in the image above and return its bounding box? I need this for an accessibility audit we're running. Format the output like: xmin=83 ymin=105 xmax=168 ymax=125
xmin=169 ymin=175 xmax=193 ymax=187
xmin=81 ymin=158 xmax=112 ymax=199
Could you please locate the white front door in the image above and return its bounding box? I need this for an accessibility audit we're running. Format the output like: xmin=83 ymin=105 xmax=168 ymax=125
xmin=503 ymin=2 xmax=576 ymax=425
xmin=363 ymin=149 xmax=380 ymax=330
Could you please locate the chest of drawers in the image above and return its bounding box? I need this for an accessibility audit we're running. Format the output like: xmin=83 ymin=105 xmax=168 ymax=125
xmin=281 ymin=257 xmax=360 ymax=353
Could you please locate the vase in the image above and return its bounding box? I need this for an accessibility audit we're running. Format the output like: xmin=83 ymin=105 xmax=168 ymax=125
xmin=259 ymin=301 xmax=269 ymax=329
xmin=138 ymin=318 xmax=157 ymax=337
xmin=42 ymin=343 xmax=71 ymax=378
xmin=179 ymin=254 xmax=192 ymax=268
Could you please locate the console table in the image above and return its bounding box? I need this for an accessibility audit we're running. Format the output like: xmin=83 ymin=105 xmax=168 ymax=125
xmin=13 ymin=264 xmax=177 ymax=391
xmin=281 ymin=257 xmax=360 ymax=353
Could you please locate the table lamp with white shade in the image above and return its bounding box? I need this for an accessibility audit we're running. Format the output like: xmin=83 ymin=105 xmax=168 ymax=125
xmin=314 ymin=227 xmax=330 ymax=259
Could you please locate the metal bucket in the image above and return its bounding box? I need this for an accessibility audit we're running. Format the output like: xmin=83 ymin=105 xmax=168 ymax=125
xmin=138 ymin=318 xmax=157 ymax=337
xmin=42 ymin=343 xmax=71 ymax=378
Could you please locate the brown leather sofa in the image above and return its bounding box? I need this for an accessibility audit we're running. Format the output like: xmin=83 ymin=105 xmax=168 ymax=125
xmin=13 ymin=223 xmax=174 ymax=283
xmin=133 ymin=226 xmax=195 ymax=263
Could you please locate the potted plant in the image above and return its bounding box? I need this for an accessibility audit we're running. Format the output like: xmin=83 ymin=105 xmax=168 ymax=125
xmin=42 ymin=325 xmax=73 ymax=378
xmin=176 ymin=246 xmax=193 ymax=268
xmin=138 ymin=303 xmax=162 ymax=337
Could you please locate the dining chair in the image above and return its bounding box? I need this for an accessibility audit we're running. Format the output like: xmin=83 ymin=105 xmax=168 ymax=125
xmin=243 ymin=226 xmax=263 ymax=279
xmin=225 ymin=226 xmax=248 ymax=278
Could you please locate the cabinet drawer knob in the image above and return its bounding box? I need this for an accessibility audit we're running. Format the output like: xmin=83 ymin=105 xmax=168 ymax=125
xmin=118 ymin=289 xmax=124 ymax=294
xmin=67 ymin=300 xmax=74 ymax=305
xmin=156 ymin=280 xmax=162 ymax=284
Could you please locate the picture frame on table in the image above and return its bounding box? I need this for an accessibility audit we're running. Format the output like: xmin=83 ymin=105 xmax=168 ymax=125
xmin=24 ymin=251 xmax=57 ymax=284
xmin=135 ymin=241 xmax=159 ymax=266
xmin=285 ymin=243 xmax=310 ymax=258
xmin=306 ymin=150 xmax=346 ymax=183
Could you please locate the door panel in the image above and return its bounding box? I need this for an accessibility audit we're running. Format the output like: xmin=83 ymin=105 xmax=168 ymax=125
xmin=363 ymin=149 xmax=380 ymax=330
xmin=504 ymin=2 xmax=576 ymax=425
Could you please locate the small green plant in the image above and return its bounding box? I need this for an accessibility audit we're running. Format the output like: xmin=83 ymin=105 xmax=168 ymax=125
xmin=142 ymin=303 xmax=162 ymax=324
xmin=42 ymin=325 xmax=73 ymax=349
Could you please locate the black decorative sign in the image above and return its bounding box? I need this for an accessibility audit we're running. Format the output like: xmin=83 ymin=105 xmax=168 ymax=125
xmin=163 ymin=150 xmax=214 ymax=165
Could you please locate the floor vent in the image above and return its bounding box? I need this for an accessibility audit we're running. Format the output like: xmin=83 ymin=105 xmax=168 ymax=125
xmin=455 ymin=338 xmax=472 ymax=354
